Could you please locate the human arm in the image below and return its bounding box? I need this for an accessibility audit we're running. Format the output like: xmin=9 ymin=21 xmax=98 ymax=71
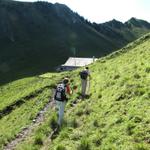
xmin=66 ymin=84 xmax=72 ymax=95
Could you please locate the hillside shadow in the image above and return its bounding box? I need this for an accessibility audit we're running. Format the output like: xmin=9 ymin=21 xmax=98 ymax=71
xmin=0 ymin=68 xmax=57 ymax=86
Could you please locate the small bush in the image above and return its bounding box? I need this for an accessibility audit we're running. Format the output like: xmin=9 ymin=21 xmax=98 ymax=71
xmin=92 ymin=135 xmax=102 ymax=147
xmin=34 ymin=135 xmax=43 ymax=145
xmin=68 ymin=118 xmax=78 ymax=128
xmin=100 ymin=123 xmax=106 ymax=128
xmin=133 ymin=116 xmax=142 ymax=123
xmin=145 ymin=67 xmax=150 ymax=73
xmin=93 ymin=119 xmax=99 ymax=127
xmin=141 ymin=62 xmax=144 ymax=66
xmin=72 ymin=118 xmax=78 ymax=128
xmin=134 ymin=65 xmax=138 ymax=69
xmin=50 ymin=83 xmax=57 ymax=89
xmin=134 ymin=73 xmax=141 ymax=79
xmin=98 ymin=94 xmax=102 ymax=99
xmin=134 ymin=143 xmax=148 ymax=150
xmin=126 ymin=123 xmax=135 ymax=135
xmin=76 ymin=109 xmax=84 ymax=116
xmin=113 ymin=74 xmax=120 ymax=79
xmin=56 ymin=145 xmax=66 ymax=150
xmin=84 ymin=108 xmax=92 ymax=115
xmin=94 ymin=138 xmax=101 ymax=146
xmin=78 ymin=138 xmax=91 ymax=150
xmin=49 ymin=114 xmax=57 ymax=130
xmin=100 ymin=60 xmax=106 ymax=63
xmin=115 ymin=118 xmax=123 ymax=124
xmin=70 ymin=131 xmax=83 ymax=141
xmin=134 ymin=89 xmax=145 ymax=96
xmin=143 ymin=92 xmax=150 ymax=99
xmin=116 ymin=94 xmax=126 ymax=101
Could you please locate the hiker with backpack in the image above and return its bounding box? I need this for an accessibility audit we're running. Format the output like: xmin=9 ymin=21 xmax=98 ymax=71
xmin=54 ymin=78 xmax=72 ymax=127
xmin=79 ymin=67 xmax=91 ymax=98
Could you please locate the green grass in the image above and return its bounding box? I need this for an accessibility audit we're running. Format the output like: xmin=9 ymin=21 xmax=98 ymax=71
xmin=0 ymin=74 xmax=61 ymax=111
xmin=0 ymin=72 xmax=65 ymax=149
xmin=1 ymin=33 xmax=150 ymax=150
xmin=44 ymin=33 xmax=150 ymax=150
xmin=0 ymin=88 xmax=50 ymax=149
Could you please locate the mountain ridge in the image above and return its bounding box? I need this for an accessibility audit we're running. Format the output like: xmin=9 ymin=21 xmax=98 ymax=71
xmin=0 ymin=0 xmax=150 ymax=84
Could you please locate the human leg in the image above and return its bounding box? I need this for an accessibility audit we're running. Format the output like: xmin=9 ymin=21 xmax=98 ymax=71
xmin=81 ymin=79 xmax=87 ymax=96
xmin=57 ymin=101 xmax=66 ymax=126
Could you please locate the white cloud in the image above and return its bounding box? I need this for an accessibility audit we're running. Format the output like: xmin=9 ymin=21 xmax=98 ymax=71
xmin=16 ymin=0 xmax=150 ymax=23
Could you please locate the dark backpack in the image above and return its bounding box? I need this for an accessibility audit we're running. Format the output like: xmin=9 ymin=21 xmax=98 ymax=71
xmin=80 ymin=70 xmax=88 ymax=80
xmin=54 ymin=84 xmax=67 ymax=101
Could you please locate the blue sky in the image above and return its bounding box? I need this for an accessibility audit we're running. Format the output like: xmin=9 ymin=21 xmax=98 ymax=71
xmin=16 ymin=0 xmax=150 ymax=23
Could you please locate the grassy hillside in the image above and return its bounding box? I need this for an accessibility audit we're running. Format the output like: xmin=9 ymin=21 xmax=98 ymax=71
xmin=0 ymin=0 xmax=150 ymax=85
xmin=0 ymin=72 xmax=65 ymax=149
xmin=0 ymin=33 xmax=149 ymax=149
xmin=45 ymin=33 xmax=150 ymax=150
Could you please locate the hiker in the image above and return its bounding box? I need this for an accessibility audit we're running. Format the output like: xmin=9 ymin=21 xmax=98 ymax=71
xmin=54 ymin=78 xmax=72 ymax=127
xmin=79 ymin=67 xmax=91 ymax=98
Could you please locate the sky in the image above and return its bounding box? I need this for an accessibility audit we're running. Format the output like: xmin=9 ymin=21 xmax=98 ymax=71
xmin=17 ymin=0 xmax=150 ymax=23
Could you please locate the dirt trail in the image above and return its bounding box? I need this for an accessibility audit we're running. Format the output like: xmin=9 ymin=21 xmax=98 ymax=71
xmin=0 ymin=85 xmax=51 ymax=119
xmin=4 ymin=88 xmax=83 ymax=150
xmin=41 ymin=98 xmax=82 ymax=150
xmin=4 ymin=89 xmax=55 ymax=150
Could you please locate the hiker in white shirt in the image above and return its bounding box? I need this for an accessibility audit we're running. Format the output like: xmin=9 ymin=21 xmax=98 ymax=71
xmin=79 ymin=67 xmax=91 ymax=98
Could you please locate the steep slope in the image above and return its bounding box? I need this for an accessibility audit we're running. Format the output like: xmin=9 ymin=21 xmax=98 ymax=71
xmin=0 ymin=33 xmax=150 ymax=149
xmin=45 ymin=33 xmax=150 ymax=149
